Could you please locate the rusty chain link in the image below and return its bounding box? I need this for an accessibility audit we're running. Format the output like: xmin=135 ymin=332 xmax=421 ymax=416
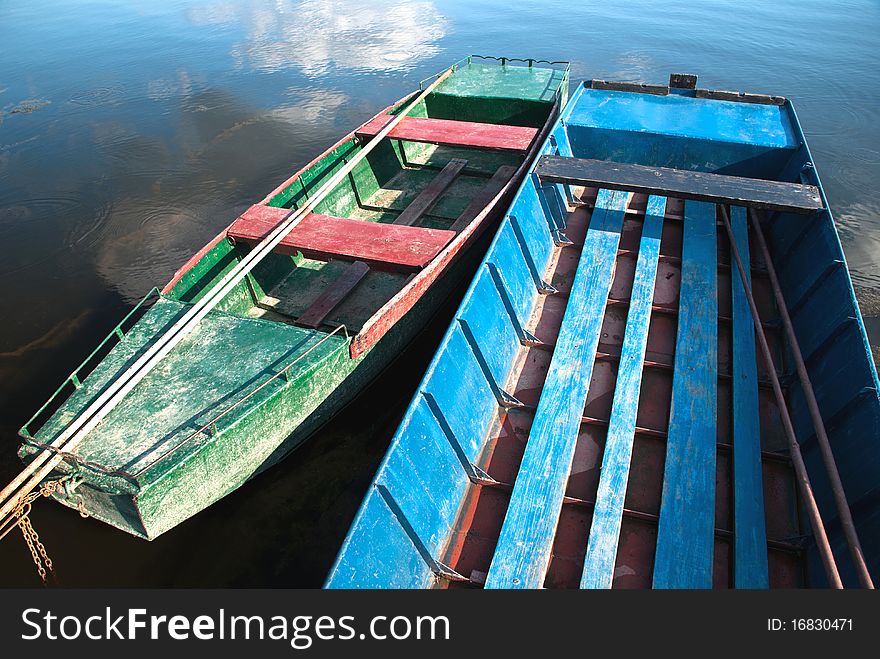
xmin=0 ymin=478 xmax=83 ymax=586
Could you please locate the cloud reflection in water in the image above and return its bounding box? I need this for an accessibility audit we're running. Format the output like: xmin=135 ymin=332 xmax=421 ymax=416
xmin=189 ymin=0 xmax=448 ymax=76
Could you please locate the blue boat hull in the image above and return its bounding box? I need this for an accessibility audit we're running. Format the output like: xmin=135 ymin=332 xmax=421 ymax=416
xmin=327 ymin=78 xmax=880 ymax=589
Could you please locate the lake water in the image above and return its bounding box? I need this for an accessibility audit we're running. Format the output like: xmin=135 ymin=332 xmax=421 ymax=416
xmin=1 ymin=0 xmax=878 ymax=586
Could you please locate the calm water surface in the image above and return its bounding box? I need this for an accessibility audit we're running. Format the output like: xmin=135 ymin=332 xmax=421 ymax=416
xmin=1 ymin=0 xmax=878 ymax=586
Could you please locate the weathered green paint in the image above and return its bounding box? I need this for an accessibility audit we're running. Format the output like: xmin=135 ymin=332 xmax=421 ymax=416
xmin=269 ymin=140 xmax=360 ymax=209
xmin=18 ymin=58 xmax=568 ymax=539
xmin=435 ymin=63 xmax=566 ymax=104
xmin=398 ymin=62 xmax=566 ymax=127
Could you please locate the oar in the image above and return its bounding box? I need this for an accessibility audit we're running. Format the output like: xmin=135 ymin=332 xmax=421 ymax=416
xmin=0 ymin=67 xmax=454 ymax=527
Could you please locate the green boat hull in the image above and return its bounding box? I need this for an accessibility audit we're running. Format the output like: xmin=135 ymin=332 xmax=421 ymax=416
xmin=18 ymin=57 xmax=568 ymax=539
xmin=24 ymin=256 xmax=468 ymax=539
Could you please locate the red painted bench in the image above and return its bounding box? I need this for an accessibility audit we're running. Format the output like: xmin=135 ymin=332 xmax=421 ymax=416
xmin=227 ymin=205 xmax=455 ymax=272
xmin=355 ymin=115 xmax=538 ymax=152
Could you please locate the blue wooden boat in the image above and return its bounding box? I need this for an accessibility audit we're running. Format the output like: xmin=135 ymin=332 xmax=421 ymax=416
xmin=326 ymin=74 xmax=880 ymax=589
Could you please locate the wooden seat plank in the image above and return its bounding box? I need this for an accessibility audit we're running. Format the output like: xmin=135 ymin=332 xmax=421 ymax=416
xmin=228 ymin=204 xmax=454 ymax=272
xmin=296 ymin=261 xmax=370 ymax=329
xmin=730 ymin=205 xmax=770 ymax=588
xmin=653 ymin=201 xmax=718 ymax=589
xmin=534 ymin=155 xmax=824 ymax=213
xmin=484 ymin=189 xmax=629 ymax=590
xmin=393 ymin=159 xmax=467 ymax=226
xmin=448 ymin=165 xmax=516 ymax=233
xmin=356 ymin=115 xmax=538 ymax=152
xmin=580 ymin=195 xmax=667 ymax=589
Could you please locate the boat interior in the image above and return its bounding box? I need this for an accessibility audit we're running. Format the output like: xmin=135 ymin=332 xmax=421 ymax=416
xmin=19 ymin=58 xmax=568 ymax=494
xmin=163 ymin=59 xmax=568 ymax=344
xmin=327 ymin=79 xmax=880 ymax=589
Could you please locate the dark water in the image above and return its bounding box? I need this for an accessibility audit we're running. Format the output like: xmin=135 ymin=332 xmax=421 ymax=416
xmin=1 ymin=0 xmax=878 ymax=586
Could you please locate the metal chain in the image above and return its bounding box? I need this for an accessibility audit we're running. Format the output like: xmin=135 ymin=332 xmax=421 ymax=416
xmin=18 ymin=513 xmax=52 ymax=584
xmin=2 ymin=479 xmax=68 ymax=586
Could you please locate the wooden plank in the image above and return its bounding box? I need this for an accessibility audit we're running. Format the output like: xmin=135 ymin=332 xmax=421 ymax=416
xmin=653 ymin=201 xmax=718 ymax=589
xmin=296 ymin=261 xmax=370 ymax=328
xmin=349 ymin=93 xmax=559 ymax=360
xmin=534 ymin=155 xmax=824 ymax=213
xmin=448 ymin=165 xmax=516 ymax=232
xmin=228 ymin=204 xmax=454 ymax=272
xmin=589 ymin=79 xmax=669 ymax=96
xmin=694 ymin=88 xmax=786 ymax=106
xmin=484 ymin=189 xmax=629 ymax=589
xmin=356 ymin=115 xmax=538 ymax=152
xmin=729 ymin=205 xmax=770 ymax=588
xmin=393 ymin=159 xmax=468 ymax=226
xmin=580 ymin=195 xmax=666 ymax=589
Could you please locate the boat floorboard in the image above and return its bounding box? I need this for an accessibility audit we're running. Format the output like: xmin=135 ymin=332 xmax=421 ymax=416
xmin=350 ymin=166 xmax=504 ymax=230
xmin=439 ymin=187 xmax=805 ymax=589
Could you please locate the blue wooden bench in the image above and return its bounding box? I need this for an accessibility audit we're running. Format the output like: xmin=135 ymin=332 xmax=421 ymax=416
xmin=653 ymin=200 xmax=718 ymax=588
xmin=580 ymin=194 xmax=667 ymax=588
xmin=484 ymin=188 xmax=629 ymax=589
xmin=730 ymin=205 xmax=770 ymax=588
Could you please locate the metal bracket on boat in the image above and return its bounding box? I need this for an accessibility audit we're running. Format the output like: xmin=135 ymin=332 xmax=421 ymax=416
xmin=486 ymin=264 xmax=546 ymax=347
xmin=551 ymin=229 xmax=574 ymax=247
xmin=421 ymin=392 xmax=501 ymax=487
xmin=507 ymin=216 xmax=557 ymax=295
xmin=495 ymin=388 xmax=526 ymax=410
xmin=60 ymin=475 xmax=83 ymax=499
xmin=457 ymin=319 xmax=526 ymax=410
xmin=518 ymin=328 xmax=544 ymax=346
xmin=433 ymin=561 xmax=469 ymax=583
xmin=374 ymin=484 xmax=469 ymax=582
xmin=466 ymin=463 xmax=500 ymax=487
xmin=799 ymin=162 xmax=816 ymax=184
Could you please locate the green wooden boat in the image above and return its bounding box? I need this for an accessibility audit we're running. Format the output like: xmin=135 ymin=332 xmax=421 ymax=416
xmin=16 ymin=57 xmax=568 ymax=540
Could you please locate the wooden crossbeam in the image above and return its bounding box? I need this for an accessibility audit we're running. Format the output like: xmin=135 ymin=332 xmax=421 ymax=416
xmin=356 ymin=115 xmax=538 ymax=152
xmin=229 ymin=205 xmax=454 ymax=272
xmin=534 ymin=155 xmax=824 ymax=213
xmin=296 ymin=261 xmax=370 ymax=329
xmin=393 ymin=159 xmax=467 ymax=226
xmin=448 ymin=165 xmax=516 ymax=233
